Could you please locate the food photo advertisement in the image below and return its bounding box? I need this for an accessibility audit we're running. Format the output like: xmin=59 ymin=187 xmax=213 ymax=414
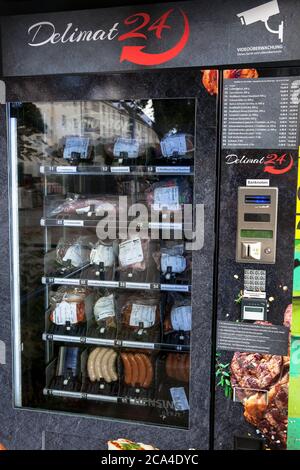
xmin=0 ymin=0 xmax=300 ymax=462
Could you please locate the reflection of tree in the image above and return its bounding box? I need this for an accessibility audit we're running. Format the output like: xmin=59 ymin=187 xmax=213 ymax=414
xmin=141 ymin=99 xmax=195 ymax=138
xmin=17 ymin=103 xmax=46 ymax=133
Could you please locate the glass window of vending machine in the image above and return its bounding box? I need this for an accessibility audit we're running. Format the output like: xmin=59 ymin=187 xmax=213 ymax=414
xmin=7 ymin=73 xmax=217 ymax=443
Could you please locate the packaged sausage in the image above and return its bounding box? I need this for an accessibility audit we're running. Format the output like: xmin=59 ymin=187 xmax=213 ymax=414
xmin=165 ymin=353 xmax=190 ymax=383
xmin=121 ymin=352 xmax=154 ymax=389
xmin=93 ymin=293 xmax=116 ymax=329
xmin=49 ymin=287 xmax=90 ymax=325
xmin=118 ymin=237 xmax=149 ymax=272
xmin=56 ymin=236 xmax=91 ymax=268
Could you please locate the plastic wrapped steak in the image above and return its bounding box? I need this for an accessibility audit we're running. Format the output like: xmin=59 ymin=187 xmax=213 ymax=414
xmin=118 ymin=237 xmax=149 ymax=272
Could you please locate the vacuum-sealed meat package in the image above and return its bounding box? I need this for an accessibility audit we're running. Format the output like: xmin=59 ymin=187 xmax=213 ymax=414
xmin=104 ymin=138 xmax=146 ymax=164
xmin=160 ymin=133 xmax=194 ymax=159
xmin=90 ymin=241 xmax=116 ymax=268
xmin=93 ymin=292 xmax=117 ymax=330
xmin=153 ymin=244 xmax=190 ymax=279
xmin=165 ymin=353 xmax=190 ymax=383
xmin=49 ymin=194 xmax=118 ymax=218
xmin=119 ymin=293 xmax=160 ymax=339
xmin=118 ymin=237 xmax=149 ymax=272
xmin=49 ymin=287 xmax=90 ymax=325
xmin=56 ymin=346 xmax=81 ymax=378
xmin=121 ymin=352 xmax=154 ymax=389
xmin=87 ymin=347 xmax=118 ymax=384
xmin=146 ymin=178 xmax=192 ymax=212
xmin=56 ymin=236 xmax=92 ymax=269
xmin=164 ymin=295 xmax=192 ymax=333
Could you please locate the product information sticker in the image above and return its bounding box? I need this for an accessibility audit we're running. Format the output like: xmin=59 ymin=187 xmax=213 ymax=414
xmin=63 ymin=137 xmax=89 ymax=159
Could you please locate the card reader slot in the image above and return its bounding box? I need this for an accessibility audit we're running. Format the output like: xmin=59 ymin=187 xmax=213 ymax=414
xmin=245 ymin=195 xmax=271 ymax=204
xmin=244 ymin=213 xmax=270 ymax=223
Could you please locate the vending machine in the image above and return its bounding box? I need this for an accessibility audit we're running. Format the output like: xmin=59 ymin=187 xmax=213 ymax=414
xmin=0 ymin=68 xmax=218 ymax=449
xmin=1 ymin=0 xmax=300 ymax=452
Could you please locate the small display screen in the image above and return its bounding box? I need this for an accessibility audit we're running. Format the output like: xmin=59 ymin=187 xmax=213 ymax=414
xmin=244 ymin=307 xmax=264 ymax=313
xmin=240 ymin=229 xmax=273 ymax=239
xmin=244 ymin=213 xmax=270 ymax=223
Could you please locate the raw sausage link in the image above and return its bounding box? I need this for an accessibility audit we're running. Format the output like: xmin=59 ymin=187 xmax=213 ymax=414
xmin=177 ymin=354 xmax=185 ymax=382
xmin=141 ymin=354 xmax=153 ymax=389
xmin=127 ymin=353 xmax=139 ymax=388
xmin=121 ymin=353 xmax=132 ymax=386
xmin=108 ymin=351 xmax=118 ymax=382
xmin=135 ymin=353 xmax=147 ymax=386
xmin=169 ymin=353 xmax=177 ymax=380
xmin=166 ymin=354 xmax=174 ymax=378
xmin=87 ymin=347 xmax=101 ymax=382
xmin=94 ymin=347 xmax=108 ymax=381
xmin=101 ymin=349 xmax=115 ymax=383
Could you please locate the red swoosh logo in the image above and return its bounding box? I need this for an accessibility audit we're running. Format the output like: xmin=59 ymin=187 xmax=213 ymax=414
xmin=120 ymin=9 xmax=189 ymax=65
xmin=264 ymin=156 xmax=294 ymax=174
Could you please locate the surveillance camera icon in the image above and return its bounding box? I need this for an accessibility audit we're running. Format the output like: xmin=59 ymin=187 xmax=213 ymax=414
xmin=237 ymin=0 xmax=283 ymax=43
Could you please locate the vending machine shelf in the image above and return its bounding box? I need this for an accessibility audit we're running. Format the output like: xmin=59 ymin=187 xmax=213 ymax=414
xmin=40 ymin=217 xmax=188 ymax=232
xmin=40 ymin=165 xmax=194 ymax=176
xmin=41 ymin=277 xmax=191 ymax=293
xmin=42 ymin=333 xmax=190 ymax=352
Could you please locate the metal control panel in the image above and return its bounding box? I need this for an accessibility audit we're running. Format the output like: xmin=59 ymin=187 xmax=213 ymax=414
xmin=236 ymin=187 xmax=278 ymax=264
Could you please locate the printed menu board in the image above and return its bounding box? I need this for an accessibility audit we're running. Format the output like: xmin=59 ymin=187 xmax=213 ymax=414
xmin=222 ymin=77 xmax=300 ymax=150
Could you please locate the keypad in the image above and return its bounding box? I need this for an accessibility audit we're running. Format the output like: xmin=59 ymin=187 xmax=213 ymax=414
xmin=244 ymin=269 xmax=266 ymax=292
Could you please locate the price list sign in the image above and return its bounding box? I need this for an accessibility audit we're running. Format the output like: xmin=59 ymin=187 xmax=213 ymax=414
xmin=222 ymin=77 xmax=300 ymax=150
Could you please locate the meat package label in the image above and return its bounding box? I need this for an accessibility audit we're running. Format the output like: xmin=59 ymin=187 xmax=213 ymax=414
xmin=171 ymin=306 xmax=192 ymax=331
xmin=90 ymin=245 xmax=114 ymax=267
xmin=153 ymin=186 xmax=180 ymax=211
xmin=160 ymin=135 xmax=187 ymax=157
xmin=94 ymin=294 xmax=115 ymax=321
xmin=54 ymin=301 xmax=78 ymax=325
xmin=161 ymin=254 xmax=186 ymax=274
xmin=217 ymin=321 xmax=289 ymax=356
xmin=119 ymin=238 xmax=144 ymax=266
xmin=63 ymin=137 xmax=89 ymax=159
xmin=129 ymin=304 xmax=156 ymax=328
xmin=113 ymin=138 xmax=139 ymax=159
